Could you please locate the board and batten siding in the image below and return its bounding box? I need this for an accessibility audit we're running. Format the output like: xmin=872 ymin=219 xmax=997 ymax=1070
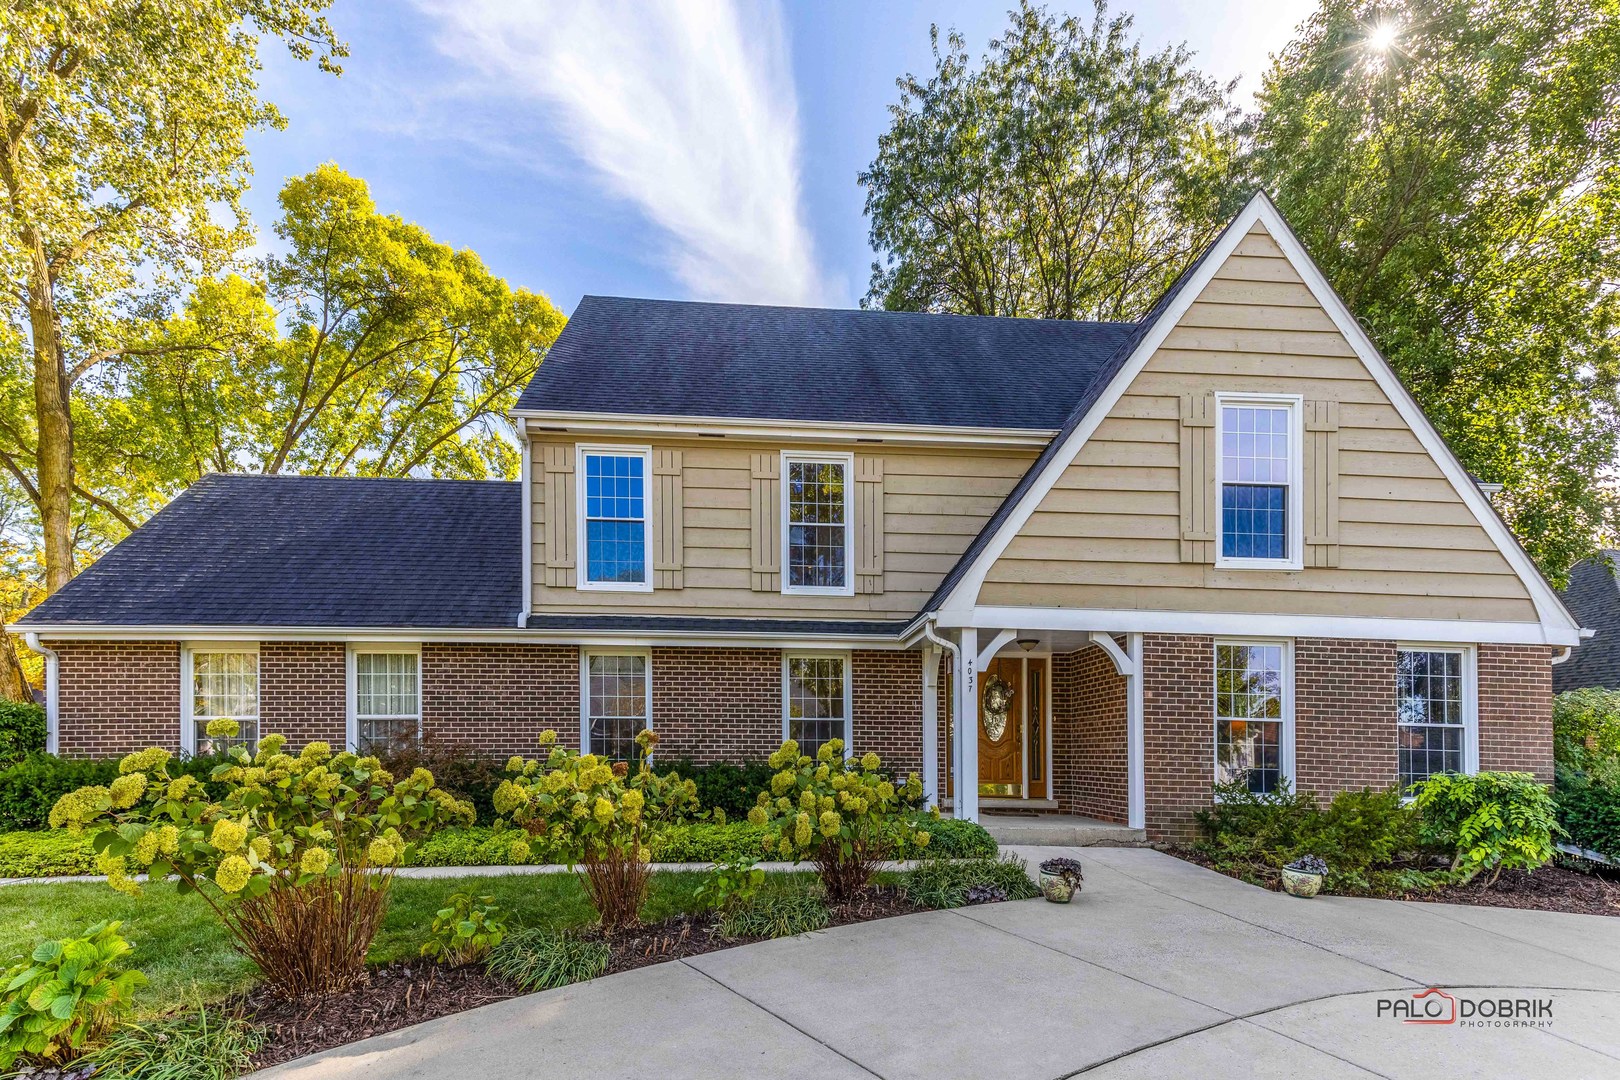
xmin=978 ymin=221 xmax=1538 ymax=623
xmin=531 ymin=436 xmax=1036 ymax=620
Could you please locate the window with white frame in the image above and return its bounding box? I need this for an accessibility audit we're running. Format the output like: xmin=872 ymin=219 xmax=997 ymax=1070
xmin=353 ymin=650 xmax=420 ymax=753
xmin=190 ymin=649 xmax=258 ymax=755
xmin=1217 ymin=397 xmax=1300 ymax=567
xmin=579 ymin=448 xmax=650 ymax=589
xmin=1397 ymin=648 xmax=1467 ymax=793
xmin=583 ymin=651 xmax=649 ymax=762
xmin=783 ymin=653 xmax=850 ymax=758
xmin=1214 ymin=642 xmax=1286 ymax=794
xmin=783 ymin=454 xmax=851 ymax=594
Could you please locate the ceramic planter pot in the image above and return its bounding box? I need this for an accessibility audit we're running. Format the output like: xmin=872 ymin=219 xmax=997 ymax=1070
xmin=1280 ymin=867 xmax=1323 ymax=898
xmin=1039 ymin=869 xmax=1080 ymax=903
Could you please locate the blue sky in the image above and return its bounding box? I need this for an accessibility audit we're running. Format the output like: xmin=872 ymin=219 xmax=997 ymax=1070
xmin=245 ymin=1 xmax=1318 ymax=315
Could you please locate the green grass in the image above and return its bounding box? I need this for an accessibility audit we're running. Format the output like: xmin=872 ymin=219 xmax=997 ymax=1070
xmin=0 ymin=870 xmax=811 ymax=1014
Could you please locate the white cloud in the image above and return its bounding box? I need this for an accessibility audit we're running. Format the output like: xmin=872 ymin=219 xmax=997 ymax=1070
xmin=414 ymin=0 xmax=829 ymax=305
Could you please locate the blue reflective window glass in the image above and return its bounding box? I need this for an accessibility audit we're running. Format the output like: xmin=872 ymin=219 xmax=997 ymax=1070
xmin=1220 ymin=405 xmax=1291 ymax=561
xmin=584 ymin=453 xmax=646 ymax=584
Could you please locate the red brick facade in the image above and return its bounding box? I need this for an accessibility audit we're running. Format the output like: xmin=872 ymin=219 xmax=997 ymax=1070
xmin=260 ymin=643 xmax=347 ymax=749
xmin=421 ymin=643 xmax=580 ymax=756
xmin=647 ymin=647 xmax=780 ymax=762
xmin=1478 ymin=643 xmax=1555 ymax=780
xmin=1052 ymin=645 xmax=1128 ymax=823
xmin=52 ymin=641 xmax=181 ymax=757
xmin=1293 ymin=638 xmax=1397 ymax=793
xmin=1141 ymin=634 xmax=1217 ymax=842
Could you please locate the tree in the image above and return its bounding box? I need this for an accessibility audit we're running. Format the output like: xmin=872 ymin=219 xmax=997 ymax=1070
xmin=0 ymin=1 xmax=344 ymax=594
xmin=115 ymin=165 xmax=565 ymax=484
xmin=859 ymin=0 xmax=1243 ymax=320
xmin=1249 ymin=0 xmax=1620 ymax=581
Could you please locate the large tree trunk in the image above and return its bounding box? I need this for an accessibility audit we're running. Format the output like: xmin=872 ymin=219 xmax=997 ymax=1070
xmin=0 ymin=626 xmax=33 ymax=703
xmin=24 ymin=233 xmax=74 ymax=594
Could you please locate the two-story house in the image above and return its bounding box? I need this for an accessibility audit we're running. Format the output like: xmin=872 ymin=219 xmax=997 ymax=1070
xmin=18 ymin=194 xmax=1584 ymax=840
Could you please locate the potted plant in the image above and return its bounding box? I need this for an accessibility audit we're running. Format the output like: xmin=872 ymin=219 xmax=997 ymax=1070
xmin=1038 ymin=857 xmax=1084 ymax=903
xmin=1281 ymin=855 xmax=1328 ymax=898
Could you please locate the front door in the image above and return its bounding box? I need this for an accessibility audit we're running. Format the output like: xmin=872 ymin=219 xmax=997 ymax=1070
xmin=978 ymin=657 xmax=1022 ymax=796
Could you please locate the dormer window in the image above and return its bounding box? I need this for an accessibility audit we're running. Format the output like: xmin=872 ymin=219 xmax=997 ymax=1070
xmin=1216 ymin=395 xmax=1302 ymax=570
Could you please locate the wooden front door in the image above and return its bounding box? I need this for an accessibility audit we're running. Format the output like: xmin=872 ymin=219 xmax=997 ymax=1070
xmin=978 ymin=657 xmax=1022 ymax=796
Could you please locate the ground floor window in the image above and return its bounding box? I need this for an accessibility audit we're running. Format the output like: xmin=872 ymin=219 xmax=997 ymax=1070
xmin=353 ymin=649 xmax=421 ymax=752
xmin=1397 ymin=647 xmax=1468 ymax=793
xmin=583 ymin=651 xmax=649 ymax=762
xmin=189 ymin=648 xmax=258 ymax=754
xmin=1214 ymin=641 xmax=1286 ymax=794
xmin=783 ymin=652 xmax=850 ymax=758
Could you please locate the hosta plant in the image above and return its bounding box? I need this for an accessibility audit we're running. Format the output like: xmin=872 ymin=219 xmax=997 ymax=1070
xmin=493 ymin=729 xmax=699 ymax=931
xmin=49 ymin=720 xmax=476 ymax=998
xmin=747 ymin=739 xmax=929 ymax=902
xmin=0 ymin=921 xmax=145 ymax=1068
xmin=420 ymin=892 xmax=507 ymax=967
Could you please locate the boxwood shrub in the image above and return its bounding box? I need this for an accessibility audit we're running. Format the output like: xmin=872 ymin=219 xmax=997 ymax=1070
xmin=0 ymin=701 xmax=45 ymax=770
xmin=907 ymin=816 xmax=996 ymax=859
xmin=0 ymin=751 xmax=229 ymax=832
xmin=406 ymin=822 xmax=769 ymax=868
xmin=1555 ymin=762 xmax=1620 ymax=862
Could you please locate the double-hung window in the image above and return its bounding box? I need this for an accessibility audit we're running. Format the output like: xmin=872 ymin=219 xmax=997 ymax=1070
xmin=351 ymin=648 xmax=421 ymax=753
xmin=1216 ymin=395 xmax=1302 ymax=569
xmin=1214 ymin=641 xmax=1289 ymax=794
xmin=578 ymin=447 xmax=651 ymax=590
xmin=783 ymin=653 xmax=850 ymax=759
xmin=1397 ymin=647 xmax=1473 ymax=793
xmin=783 ymin=452 xmax=852 ymax=595
xmin=582 ymin=650 xmax=650 ymax=762
xmin=188 ymin=647 xmax=258 ymax=755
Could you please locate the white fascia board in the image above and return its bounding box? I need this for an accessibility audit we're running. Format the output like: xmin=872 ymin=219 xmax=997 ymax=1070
xmin=933 ymin=191 xmax=1580 ymax=644
xmin=510 ymin=409 xmax=1053 ymax=448
xmin=18 ymin=623 xmax=911 ymax=650
xmin=936 ymin=605 xmax=1579 ymax=647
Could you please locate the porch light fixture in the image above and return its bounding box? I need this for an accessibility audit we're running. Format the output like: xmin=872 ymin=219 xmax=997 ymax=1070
xmin=1017 ymin=638 xmax=1039 ymax=652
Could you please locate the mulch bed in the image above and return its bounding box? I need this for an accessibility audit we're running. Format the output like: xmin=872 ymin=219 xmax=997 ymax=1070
xmin=243 ymin=884 xmax=928 ymax=1070
xmin=1164 ymin=846 xmax=1620 ymax=917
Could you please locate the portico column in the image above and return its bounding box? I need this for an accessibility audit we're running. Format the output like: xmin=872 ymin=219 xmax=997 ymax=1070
xmin=1126 ymin=632 xmax=1145 ymax=831
xmin=958 ymin=628 xmax=980 ymax=823
xmin=920 ymin=643 xmax=940 ymax=807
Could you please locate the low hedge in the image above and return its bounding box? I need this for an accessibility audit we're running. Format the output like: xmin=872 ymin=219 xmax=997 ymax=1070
xmin=0 ymin=700 xmax=45 ymax=771
xmin=0 ymin=829 xmax=97 ymax=877
xmin=0 ymin=751 xmax=232 ymax=832
xmin=1556 ymin=763 xmax=1620 ymax=861
xmin=405 ymin=822 xmax=771 ymax=868
xmin=909 ymin=816 xmax=997 ymax=859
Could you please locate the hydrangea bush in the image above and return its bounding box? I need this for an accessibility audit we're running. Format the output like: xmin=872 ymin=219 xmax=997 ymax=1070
xmin=747 ymin=739 xmax=929 ymax=901
xmin=49 ymin=719 xmax=475 ymax=997
xmin=493 ymin=729 xmax=698 ymax=931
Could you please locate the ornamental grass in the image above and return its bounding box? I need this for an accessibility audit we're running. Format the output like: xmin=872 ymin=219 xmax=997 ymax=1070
xmin=49 ymin=720 xmax=475 ymax=999
xmin=493 ymin=730 xmax=699 ymax=932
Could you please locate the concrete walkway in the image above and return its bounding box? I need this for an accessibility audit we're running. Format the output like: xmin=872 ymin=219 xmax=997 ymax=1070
xmin=258 ymin=847 xmax=1620 ymax=1079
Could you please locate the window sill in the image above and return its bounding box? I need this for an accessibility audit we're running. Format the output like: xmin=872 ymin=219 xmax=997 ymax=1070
xmin=576 ymin=580 xmax=654 ymax=593
xmin=781 ymin=586 xmax=855 ymax=598
xmin=1213 ymin=557 xmax=1304 ymax=573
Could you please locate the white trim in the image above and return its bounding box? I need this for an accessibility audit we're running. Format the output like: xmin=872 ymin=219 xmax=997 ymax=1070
xmin=518 ymin=419 xmax=532 ymax=626
xmin=920 ymin=643 xmax=940 ymax=806
xmin=511 ymin=409 xmax=1053 ymax=448
xmin=346 ymin=643 xmax=422 ymax=753
xmin=958 ymin=628 xmax=979 ymax=822
xmin=23 ymin=634 xmax=57 ymax=755
xmin=1213 ymin=392 xmax=1304 ymax=572
xmin=17 ymin=623 xmax=912 ymax=649
xmin=1212 ymin=637 xmax=1295 ymax=796
xmin=1088 ymin=631 xmax=1136 ymax=677
xmin=931 ymin=192 xmax=1580 ymax=644
xmin=780 ymin=450 xmax=855 ymax=598
xmin=938 ymin=606 xmax=1579 ymax=647
xmin=580 ymin=646 xmax=653 ymax=757
xmin=1395 ymin=642 xmax=1479 ymax=786
xmin=1125 ymin=632 xmax=1144 ymax=830
xmin=180 ymin=641 xmax=259 ymax=755
xmin=781 ymin=649 xmax=853 ymax=756
xmin=575 ymin=443 xmax=654 ymax=592
xmin=976 ymin=628 xmax=1018 ymax=671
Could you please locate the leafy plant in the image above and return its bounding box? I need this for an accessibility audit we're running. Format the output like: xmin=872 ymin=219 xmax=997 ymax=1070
xmin=906 ymin=815 xmax=996 ymax=860
xmin=1038 ymin=857 xmax=1084 ymax=885
xmin=650 ymin=822 xmax=767 ymax=864
xmin=0 ymin=753 xmax=229 ymax=834
xmin=663 ymin=759 xmax=778 ymax=820
xmin=377 ymin=739 xmax=511 ymax=826
xmin=693 ymin=855 xmax=765 ymax=913
xmin=1553 ymin=688 xmax=1620 ymax=772
xmin=1284 ymin=855 xmax=1328 ymax=876
xmin=961 ymin=883 xmax=1007 ymax=905
xmin=746 ymin=739 xmax=929 ymax=902
xmin=904 ymin=855 xmax=1039 ymax=909
xmin=85 ymin=1006 xmax=263 ymax=1080
xmin=0 ymin=921 xmax=145 ymax=1067
xmin=0 ymin=703 xmax=45 ymax=772
xmin=485 ymin=928 xmax=609 ymax=991
xmin=420 ymin=893 xmax=507 ymax=967
xmin=494 ymin=729 xmax=698 ymax=931
xmin=48 ymin=722 xmax=476 ymax=998
xmin=1412 ymin=771 xmax=1562 ymax=886
xmin=1556 ymin=759 xmax=1620 ymax=861
xmin=0 ymin=830 xmax=97 ymax=878
xmin=716 ymin=894 xmax=831 ymax=940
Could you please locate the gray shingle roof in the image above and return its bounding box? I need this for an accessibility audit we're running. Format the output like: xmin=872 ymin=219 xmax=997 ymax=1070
xmin=19 ymin=474 xmax=524 ymax=629
xmin=1556 ymin=552 xmax=1620 ymax=691
xmin=515 ymin=296 xmax=1136 ymax=429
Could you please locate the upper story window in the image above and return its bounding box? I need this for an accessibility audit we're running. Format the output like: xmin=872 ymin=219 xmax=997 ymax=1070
xmin=783 ymin=452 xmax=852 ymax=595
xmin=1214 ymin=641 xmax=1289 ymax=795
xmin=352 ymin=648 xmax=421 ymax=753
xmin=579 ymin=447 xmax=651 ymax=590
xmin=1397 ymin=647 xmax=1472 ymax=794
xmin=1216 ymin=395 xmax=1302 ymax=569
xmin=188 ymin=647 xmax=258 ymax=755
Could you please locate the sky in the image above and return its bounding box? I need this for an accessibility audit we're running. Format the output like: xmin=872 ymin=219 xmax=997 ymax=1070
xmin=245 ymin=0 xmax=1320 ymax=316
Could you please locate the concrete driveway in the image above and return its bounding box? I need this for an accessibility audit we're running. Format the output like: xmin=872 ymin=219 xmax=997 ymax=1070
xmin=260 ymin=848 xmax=1620 ymax=1079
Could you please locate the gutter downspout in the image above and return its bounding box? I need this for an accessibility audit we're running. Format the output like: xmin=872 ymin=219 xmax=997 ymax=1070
xmin=23 ymin=633 xmax=57 ymax=755
xmin=517 ymin=418 xmax=531 ymax=628
xmin=920 ymin=616 xmax=958 ymax=812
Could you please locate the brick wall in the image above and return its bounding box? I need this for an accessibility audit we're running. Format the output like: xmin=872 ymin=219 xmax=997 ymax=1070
xmin=1478 ymin=643 xmax=1555 ymax=780
xmin=260 ymin=643 xmax=346 ymax=748
xmin=421 ymin=643 xmax=580 ymax=757
xmin=1052 ymin=645 xmax=1128 ymax=823
xmin=648 ymin=647 xmax=780 ymax=762
xmin=50 ymin=641 xmax=181 ymax=756
xmin=851 ymin=649 xmax=922 ymax=778
xmin=1294 ymin=638 xmax=1397 ymax=793
xmin=1141 ymin=634 xmax=1214 ymax=842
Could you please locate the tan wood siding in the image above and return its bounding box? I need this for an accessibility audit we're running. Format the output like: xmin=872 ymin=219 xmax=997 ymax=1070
xmin=541 ymin=444 xmax=575 ymax=588
xmin=652 ymin=448 xmax=685 ymax=589
xmin=531 ymin=436 xmax=1034 ymax=619
xmin=979 ymin=220 xmax=1537 ymax=623
xmin=750 ymin=452 xmax=781 ymax=592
